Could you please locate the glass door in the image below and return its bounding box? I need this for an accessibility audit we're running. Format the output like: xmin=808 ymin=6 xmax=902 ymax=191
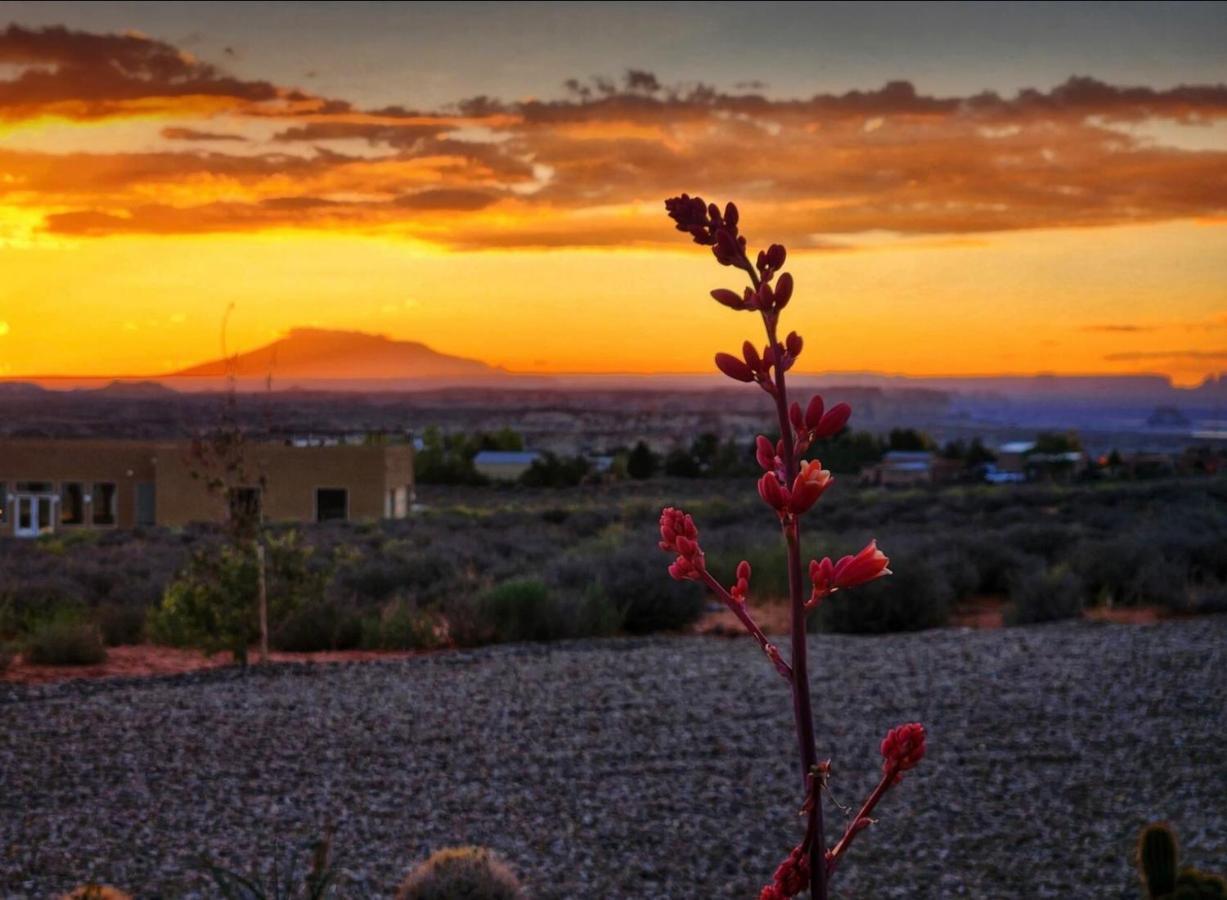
xmin=14 ymin=494 xmax=54 ymax=538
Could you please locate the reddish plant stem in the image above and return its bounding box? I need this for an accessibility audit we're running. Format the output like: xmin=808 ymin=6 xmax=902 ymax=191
xmin=758 ymin=299 xmax=827 ymax=900
xmin=825 ymin=766 xmax=900 ymax=877
xmin=698 ymin=570 xmax=792 ymax=681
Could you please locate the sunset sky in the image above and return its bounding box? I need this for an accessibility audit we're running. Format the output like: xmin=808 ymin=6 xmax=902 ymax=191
xmin=0 ymin=1 xmax=1224 ymax=384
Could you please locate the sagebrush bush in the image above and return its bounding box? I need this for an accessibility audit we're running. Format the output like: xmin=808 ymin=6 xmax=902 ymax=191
xmin=396 ymin=846 xmax=524 ymax=900
xmin=25 ymin=617 xmax=107 ymax=666
xmin=95 ymin=603 xmax=146 ymax=646
xmin=1006 ymin=565 xmax=1085 ymax=625
xmin=272 ymin=597 xmax=363 ymax=652
xmin=472 ymin=578 xmax=621 ymax=644
xmin=360 ymin=597 xmax=440 ymax=650
xmin=814 ymin=552 xmax=952 ymax=634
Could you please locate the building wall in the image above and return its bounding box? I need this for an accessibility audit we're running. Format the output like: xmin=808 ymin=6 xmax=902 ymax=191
xmin=1 ymin=439 xmax=414 ymax=535
xmin=0 ymin=439 xmax=159 ymax=534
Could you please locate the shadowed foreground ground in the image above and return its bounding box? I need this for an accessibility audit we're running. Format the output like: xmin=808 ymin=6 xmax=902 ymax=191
xmin=2 ymin=618 xmax=1224 ymax=898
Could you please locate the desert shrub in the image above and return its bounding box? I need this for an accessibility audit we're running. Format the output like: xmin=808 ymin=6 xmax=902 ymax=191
xmin=0 ymin=642 xmax=14 ymax=673
xmin=25 ymin=617 xmax=107 ymax=666
xmin=930 ymin=541 xmax=980 ymax=602
xmin=273 ymin=598 xmax=363 ymax=652
xmin=1006 ymin=565 xmax=1085 ymax=625
xmin=814 ymin=552 xmax=952 ymax=634
xmin=1001 ymin=521 xmax=1082 ymax=563
xmin=360 ymin=597 xmax=440 ymax=650
xmin=95 ymin=603 xmax=147 ymax=646
xmin=396 ymin=846 xmax=523 ymax=900
xmin=593 ymin=545 xmax=704 ymax=633
xmin=471 ymin=578 xmax=621 ymax=644
xmin=705 ymin=540 xmax=790 ymax=602
xmin=1071 ymin=538 xmax=1187 ymax=608
xmin=1181 ymin=582 xmax=1227 ymax=616
xmin=958 ymin=536 xmax=1035 ymax=595
xmin=333 ymin=552 xmax=454 ymax=604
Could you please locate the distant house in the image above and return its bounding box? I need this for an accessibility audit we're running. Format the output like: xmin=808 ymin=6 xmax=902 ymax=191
xmin=862 ymin=451 xmax=934 ymax=487
xmin=0 ymin=438 xmax=413 ymax=538
xmin=994 ymin=440 xmax=1085 ymax=482
xmin=995 ymin=441 xmax=1037 ymax=475
xmin=473 ymin=450 xmax=542 ymax=482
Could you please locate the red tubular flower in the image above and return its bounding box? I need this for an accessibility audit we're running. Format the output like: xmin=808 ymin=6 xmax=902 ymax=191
xmin=809 ymin=540 xmax=891 ymax=604
xmin=715 ymin=352 xmax=754 ymax=383
xmin=880 ymin=722 xmax=926 ymax=782
xmin=789 ymin=460 xmax=833 ymax=514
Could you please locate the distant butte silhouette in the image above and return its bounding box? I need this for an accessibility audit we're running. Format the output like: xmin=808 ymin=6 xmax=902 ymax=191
xmin=168 ymin=328 xmax=502 ymax=380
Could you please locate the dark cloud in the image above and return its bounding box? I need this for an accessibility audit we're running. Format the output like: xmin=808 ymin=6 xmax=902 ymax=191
xmin=0 ymin=24 xmax=286 ymax=119
xmin=1104 ymin=349 xmax=1227 ymax=361
xmin=393 ymin=189 xmax=498 ymax=211
xmin=160 ymin=126 xmax=248 ymax=142
xmin=1081 ymin=324 xmax=1157 ymax=333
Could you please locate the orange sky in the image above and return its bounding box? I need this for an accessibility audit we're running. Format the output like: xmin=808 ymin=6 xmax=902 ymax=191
xmin=0 ymin=22 xmax=1225 ymax=384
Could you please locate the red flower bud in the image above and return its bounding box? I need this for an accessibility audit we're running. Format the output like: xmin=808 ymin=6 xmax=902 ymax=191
xmin=767 ymin=243 xmax=787 ymax=270
xmin=881 ymin=722 xmax=926 ymax=782
xmin=724 ymin=201 xmax=739 ymax=228
xmin=757 ymin=471 xmax=788 ymax=512
xmin=742 ymin=340 xmax=762 ymax=372
xmin=731 ymin=559 xmax=751 ymax=602
xmin=710 ymin=288 xmax=745 ymax=309
xmin=814 ymin=402 xmax=852 ymax=439
xmin=804 ymin=395 xmax=825 ymax=430
xmin=785 ymin=331 xmax=803 ymax=359
xmin=715 ymin=352 xmax=754 ymax=383
xmin=788 ymin=401 xmax=805 ymax=433
xmin=773 ymin=272 xmax=794 ymax=309
xmin=755 ymin=435 xmax=776 ymax=471
xmin=658 ymin=506 xmax=699 ymax=553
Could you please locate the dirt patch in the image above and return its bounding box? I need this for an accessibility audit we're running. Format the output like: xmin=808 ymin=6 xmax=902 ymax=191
xmin=1 ymin=644 xmax=424 ymax=686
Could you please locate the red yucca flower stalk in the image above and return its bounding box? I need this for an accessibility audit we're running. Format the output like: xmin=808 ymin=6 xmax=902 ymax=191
xmin=659 ymin=194 xmax=927 ymax=898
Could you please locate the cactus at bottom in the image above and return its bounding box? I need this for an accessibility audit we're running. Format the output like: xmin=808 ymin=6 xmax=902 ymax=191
xmin=60 ymin=886 xmax=131 ymax=900
xmin=1139 ymin=823 xmax=1180 ymax=897
xmin=396 ymin=846 xmax=524 ymax=900
xmin=1137 ymin=822 xmax=1226 ymax=900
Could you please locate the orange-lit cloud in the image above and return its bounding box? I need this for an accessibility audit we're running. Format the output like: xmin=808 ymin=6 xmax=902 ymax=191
xmin=1 ymin=26 xmax=1225 ymax=250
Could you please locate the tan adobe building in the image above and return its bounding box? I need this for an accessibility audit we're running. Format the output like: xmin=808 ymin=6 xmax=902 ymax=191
xmin=0 ymin=438 xmax=413 ymax=538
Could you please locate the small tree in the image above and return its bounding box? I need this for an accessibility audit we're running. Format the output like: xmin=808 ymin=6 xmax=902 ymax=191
xmin=626 ymin=440 xmax=659 ymax=479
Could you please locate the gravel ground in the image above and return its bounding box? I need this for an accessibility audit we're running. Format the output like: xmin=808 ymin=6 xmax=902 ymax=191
xmin=2 ymin=618 xmax=1225 ymax=899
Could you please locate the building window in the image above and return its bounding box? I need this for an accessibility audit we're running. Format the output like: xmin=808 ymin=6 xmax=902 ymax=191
xmin=17 ymin=481 xmax=53 ymax=493
xmin=92 ymin=482 xmax=117 ymax=526
xmin=315 ymin=488 xmax=348 ymax=522
xmin=135 ymin=483 xmax=156 ymax=527
xmin=227 ymin=487 xmax=263 ymax=526
xmin=61 ymin=482 xmax=85 ymax=526
xmin=0 ymin=482 xmax=6 ymax=524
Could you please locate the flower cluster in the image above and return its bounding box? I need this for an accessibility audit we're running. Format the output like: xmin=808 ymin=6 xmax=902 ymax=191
xmin=658 ymin=506 xmax=705 ymax=581
xmin=808 ymin=541 xmax=892 ymax=609
xmin=881 ymin=722 xmax=927 ymax=783
xmin=659 ymin=193 xmax=927 ymax=898
xmin=759 ymin=845 xmax=810 ymax=900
